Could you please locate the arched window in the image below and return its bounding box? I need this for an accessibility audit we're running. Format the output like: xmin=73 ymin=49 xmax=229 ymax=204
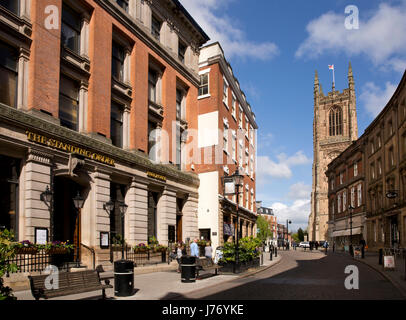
xmin=329 ymin=106 xmax=343 ymax=136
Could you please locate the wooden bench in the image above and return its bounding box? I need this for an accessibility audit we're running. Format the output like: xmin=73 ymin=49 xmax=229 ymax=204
xmin=28 ymin=270 xmax=113 ymax=300
xmin=196 ymin=258 xmax=222 ymax=279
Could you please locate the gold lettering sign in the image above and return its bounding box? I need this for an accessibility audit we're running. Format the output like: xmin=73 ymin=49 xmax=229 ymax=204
xmin=26 ymin=131 xmax=115 ymax=166
xmin=147 ymin=171 xmax=166 ymax=182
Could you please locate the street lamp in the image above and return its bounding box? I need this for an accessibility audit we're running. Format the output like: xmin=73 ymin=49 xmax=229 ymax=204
xmin=224 ymin=167 xmax=244 ymax=273
xmin=73 ymin=191 xmax=85 ymax=267
xmin=348 ymin=205 xmax=355 ymax=257
xmin=40 ymin=186 xmax=53 ymax=241
xmin=286 ymin=220 xmax=292 ymax=250
xmin=119 ymin=201 xmax=128 ymax=259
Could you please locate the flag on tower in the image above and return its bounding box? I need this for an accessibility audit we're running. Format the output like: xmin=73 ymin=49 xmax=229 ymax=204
xmin=328 ymin=64 xmax=335 ymax=86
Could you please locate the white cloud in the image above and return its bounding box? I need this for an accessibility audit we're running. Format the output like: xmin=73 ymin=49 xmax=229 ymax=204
xmin=287 ymin=182 xmax=312 ymax=200
xmin=271 ymin=199 xmax=311 ymax=232
xmin=296 ymin=2 xmax=406 ymax=71
xmin=257 ymin=151 xmax=311 ymax=180
xmin=360 ymin=81 xmax=397 ymax=117
xmin=180 ymin=0 xmax=279 ymax=60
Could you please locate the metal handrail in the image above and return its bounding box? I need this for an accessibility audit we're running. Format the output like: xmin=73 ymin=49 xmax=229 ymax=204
xmin=81 ymin=243 xmax=95 ymax=270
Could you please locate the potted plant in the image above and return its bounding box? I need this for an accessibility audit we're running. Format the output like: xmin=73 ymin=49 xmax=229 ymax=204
xmin=133 ymin=243 xmax=148 ymax=253
xmin=1 ymin=229 xmax=18 ymax=300
xmin=154 ymin=245 xmax=167 ymax=253
xmin=14 ymin=240 xmax=38 ymax=255
xmin=111 ymin=234 xmax=125 ymax=251
xmin=42 ymin=241 xmax=74 ymax=254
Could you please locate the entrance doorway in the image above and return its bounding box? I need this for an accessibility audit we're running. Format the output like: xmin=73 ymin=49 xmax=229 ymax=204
xmin=148 ymin=191 xmax=159 ymax=243
xmin=54 ymin=176 xmax=82 ymax=261
xmin=176 ymin=198 xmax=185 ymax=243
xmin=390 ymin=216 xmax=399 ymax=248
xmin=0 ymin=155 xmax=20 ymax=239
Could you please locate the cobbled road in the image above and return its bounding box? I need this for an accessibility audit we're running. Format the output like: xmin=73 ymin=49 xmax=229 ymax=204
xmin=176 ymin=250 xmax=405 ymax=300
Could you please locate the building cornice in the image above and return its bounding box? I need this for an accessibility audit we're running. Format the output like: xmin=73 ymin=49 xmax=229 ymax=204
xmin=95 ymin=0 xmax=203 ymax=87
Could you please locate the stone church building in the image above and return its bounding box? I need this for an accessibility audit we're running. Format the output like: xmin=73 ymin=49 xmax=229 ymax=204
xmin=308 ymin=63 xmax=358 ymax=241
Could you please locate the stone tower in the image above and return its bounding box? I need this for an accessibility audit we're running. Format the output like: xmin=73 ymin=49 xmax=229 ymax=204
xmin=308 ymin=63 xmax=358 ymax=241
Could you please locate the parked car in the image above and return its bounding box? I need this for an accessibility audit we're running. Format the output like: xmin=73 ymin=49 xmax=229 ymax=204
xmin=299 ymin=241 xmax=310 ymax=248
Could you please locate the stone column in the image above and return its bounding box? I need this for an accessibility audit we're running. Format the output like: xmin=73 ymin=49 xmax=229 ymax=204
xmin=79 ymin=81 xmax=88 ymax=133
xmin=87 ymin=169 xmax=111 ymax=268
xmin=157 ymin=187 xmax=177 ymax=245
xmin=126 ymin=179 xmax=148 ymax=245
xmin=80 ymin=17 xmax=90 ymax=59
xmin=22 ymin=149 xmax=52 ymax=242
xmin=17 ymin=47 xmax=29 ymax=110
xmin=182 ymin=194 xmax=199 ymax=243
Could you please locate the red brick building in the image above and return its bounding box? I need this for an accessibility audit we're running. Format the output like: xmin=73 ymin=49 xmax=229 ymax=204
xmin=194 ymin=42 xmax=258 ymax=250
xmin=0 ymin=0 xmax=209 ymax=269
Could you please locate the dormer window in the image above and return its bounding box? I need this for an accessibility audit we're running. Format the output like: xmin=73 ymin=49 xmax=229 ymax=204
xmin=151 ymin=15 xmax=161 ymax=41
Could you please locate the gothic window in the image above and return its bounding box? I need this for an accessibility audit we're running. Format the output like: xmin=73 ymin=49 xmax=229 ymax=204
xmin=329 ymin=106 xmax=343 ymax=136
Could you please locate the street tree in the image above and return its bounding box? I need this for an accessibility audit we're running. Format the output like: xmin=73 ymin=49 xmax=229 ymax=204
xmin=256 ymin=215 xmax=272 ymax=244
xmin=297 ymin=228 xmax=305 ymax=241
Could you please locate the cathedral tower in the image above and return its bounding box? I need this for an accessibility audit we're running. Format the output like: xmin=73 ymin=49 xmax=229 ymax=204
xmin=308 ymin=63 xmax=358 ymax=241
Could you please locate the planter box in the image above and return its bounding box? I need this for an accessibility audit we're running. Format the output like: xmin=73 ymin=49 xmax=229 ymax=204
xmin=46 ymin=248 xmax=70 ymax=255
xmin=15 ymin=247 xmax=38 ymax=255
xmin=219 ymin=258 xmax=260 ymax=273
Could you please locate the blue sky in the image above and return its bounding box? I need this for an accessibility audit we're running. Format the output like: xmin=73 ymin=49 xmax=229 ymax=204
xmin=180 ymin=0 xmax=406 ymax=232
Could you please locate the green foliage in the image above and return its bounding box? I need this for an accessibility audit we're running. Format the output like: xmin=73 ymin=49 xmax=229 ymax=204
xmin=0 ymin=229 xmax=18 ymax=300
xmin=291 ymin=233 xmax=300 ymax=243
xmin=220 ymin=236 xmax=262 ymax=263
xmin=148 ymin=236 xmax=159 ymax=246
xmin=297 ymin=228 xmax=305 ymax=241
xmin=256 ymin=215 xmax=272 ymax=243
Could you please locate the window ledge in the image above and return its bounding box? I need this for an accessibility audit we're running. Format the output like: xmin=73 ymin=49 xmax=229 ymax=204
xmin=198 ymin=94 xmax=211 ymax=100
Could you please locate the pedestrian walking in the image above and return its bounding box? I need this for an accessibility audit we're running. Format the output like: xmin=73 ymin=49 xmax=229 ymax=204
xmin=315 ymin=241 xmax=319 ymax=250
xmin=176 ymin=245 xmax=183 ymax=272
xmin=323 ymin=241 xmax=329 ymax=254
xmin=360 ymin=238 xmax=366 ymax=259
xmin=205 ymin=241 xmax=213 ymax=260
xmin=190 ymin=239 xmax=199 ymax=258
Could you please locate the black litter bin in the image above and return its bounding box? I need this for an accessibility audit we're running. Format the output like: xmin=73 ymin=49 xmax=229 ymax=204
xmin=114 ymin=260 xmax=134 ymax=297
xmin=180 ymin=256 xmax=196 ymax=283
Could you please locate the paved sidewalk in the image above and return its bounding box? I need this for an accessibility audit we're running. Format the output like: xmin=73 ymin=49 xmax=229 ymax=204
xmin=13 ymin=253 xmax=282 ymax=300
xmin=354 ymin=252 xmax=406 ymax=298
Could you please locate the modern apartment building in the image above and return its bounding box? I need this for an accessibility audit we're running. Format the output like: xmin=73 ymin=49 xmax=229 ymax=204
xmin=0 ymin=0 xmax=209 ymax=268
xmin=195 ymin=42 xmax=258 ymax=250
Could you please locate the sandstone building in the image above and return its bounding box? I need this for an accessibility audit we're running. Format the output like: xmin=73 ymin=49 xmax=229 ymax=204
xmin=327 ymin=70 xmax=406 ymax=251
xmin=308 ymin=63 xmax=358 ymax=241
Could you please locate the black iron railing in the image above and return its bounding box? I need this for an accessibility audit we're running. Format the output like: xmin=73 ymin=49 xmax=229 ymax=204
xmin=5 ymin=250 xmax=71 ymax=276
xmin=111 ymin=245 xmax=175 ymax=266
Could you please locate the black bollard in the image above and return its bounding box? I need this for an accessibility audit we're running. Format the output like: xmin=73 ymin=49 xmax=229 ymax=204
xmin=379 ymin=248 xmax=383 ymax=265
xmin=275 ymin=247 xmax=277 ymax=257
xmin=270 ymin=250 xmax=273 ymax=261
